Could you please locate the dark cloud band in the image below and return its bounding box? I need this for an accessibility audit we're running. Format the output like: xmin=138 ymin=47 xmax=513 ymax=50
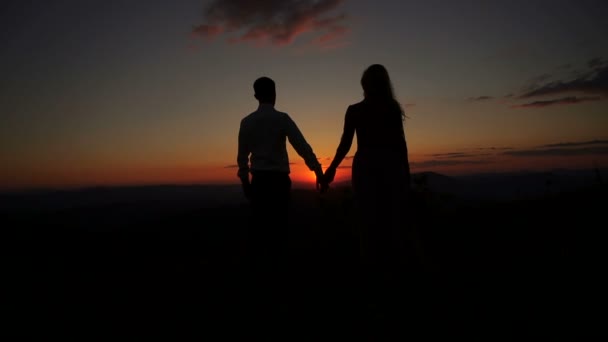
xmin=192 ymin=0 xmax=348 ymax=48
xmin=512 ymin=96 xmax=601 ymax=108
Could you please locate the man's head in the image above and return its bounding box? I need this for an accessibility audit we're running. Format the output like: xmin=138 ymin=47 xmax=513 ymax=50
xmin=253 ymin=76 xmax=276 ymax=105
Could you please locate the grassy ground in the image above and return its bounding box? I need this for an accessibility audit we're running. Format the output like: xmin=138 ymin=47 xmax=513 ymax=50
xmin=5 ymin=183 xmax=605 ymax=339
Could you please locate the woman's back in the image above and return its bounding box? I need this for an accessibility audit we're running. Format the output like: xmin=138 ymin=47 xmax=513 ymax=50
xmin=324 ymin=63 xmax=419 ymax=276
xmin=347 ymin=99 xmax=412 ymax=272
xmin=347 ymin=99 xmax=407 ymax=155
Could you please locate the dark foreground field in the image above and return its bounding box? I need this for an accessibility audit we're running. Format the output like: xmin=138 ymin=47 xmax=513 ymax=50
xmin=3 ymin=177 xmax=606 ymax=339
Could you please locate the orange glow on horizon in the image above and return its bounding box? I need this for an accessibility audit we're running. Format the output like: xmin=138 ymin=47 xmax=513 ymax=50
xmin=1 ymin=151 xmax=606 ymax=191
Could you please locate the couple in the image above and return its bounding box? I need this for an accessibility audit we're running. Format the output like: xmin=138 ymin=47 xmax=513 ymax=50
xmin=237 ymin=64 xmax=413 ymax=270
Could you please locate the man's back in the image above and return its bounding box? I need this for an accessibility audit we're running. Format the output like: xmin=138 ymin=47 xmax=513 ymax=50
xmin=238 ymin=103 xmax=320 ymax=178
xmin=237 ymin=76 xmax=327 ymax=292
xmin=239 ymin=104 xmax=291 ymax=174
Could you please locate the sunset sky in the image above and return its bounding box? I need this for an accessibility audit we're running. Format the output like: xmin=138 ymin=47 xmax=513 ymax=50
xmin=1 ymin=0 xmax=607 ymax=190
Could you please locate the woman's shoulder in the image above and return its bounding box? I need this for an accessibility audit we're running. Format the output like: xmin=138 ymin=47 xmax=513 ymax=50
xmin=345 ymin=100 xmax=367 ymax=115
xmin=348 ymin=100 xmax=366 ymax=110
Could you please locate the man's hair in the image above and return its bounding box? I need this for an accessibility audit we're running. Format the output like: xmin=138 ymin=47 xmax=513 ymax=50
xmin=253 ymin=77 xmax=275 ymax=103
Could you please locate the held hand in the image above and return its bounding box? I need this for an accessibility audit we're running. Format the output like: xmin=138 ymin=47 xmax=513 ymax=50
xmin=242 ymin=183 xmax=253 ymax=200
xmin=314 ymin=168 xmax=329 ymax=194
xmin=323 ymin=167 xmax=337 ymax=184
xmin=316 ymin=175 xmax=329 ymax=194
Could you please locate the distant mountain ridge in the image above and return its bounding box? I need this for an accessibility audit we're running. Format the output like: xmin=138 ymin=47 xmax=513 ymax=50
xmin=1 ymin=168 xmax=605 ymax=212
xmin=0 ymin=184 xmax=247 ymax=213
xmin=332 ymin=168 xmax=606 ymax=201
xmin=412 ymin=169 xmax=608 ymax=200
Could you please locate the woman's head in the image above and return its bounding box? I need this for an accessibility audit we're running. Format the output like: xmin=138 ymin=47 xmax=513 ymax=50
xmin=361 ymin=64 xmax=394 ymax=99
xmin=361 ymin=64 xmax=405 ymax=119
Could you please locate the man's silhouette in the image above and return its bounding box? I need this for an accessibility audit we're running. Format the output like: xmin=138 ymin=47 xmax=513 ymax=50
xmin=237 ymin=76 xmax=325 ymax=266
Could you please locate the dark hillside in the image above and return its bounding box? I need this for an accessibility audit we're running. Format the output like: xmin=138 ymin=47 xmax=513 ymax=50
xmin=4 ymin=175 xmax=604 ymax=339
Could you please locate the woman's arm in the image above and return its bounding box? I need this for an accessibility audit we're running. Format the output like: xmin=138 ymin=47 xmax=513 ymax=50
xmin=402 ymin=137 xmax=411 ymax=188
xmin=399 ymin=122 xmax=412 ymax=190
xmin=325 ymin=107 xmax=355 ymax=182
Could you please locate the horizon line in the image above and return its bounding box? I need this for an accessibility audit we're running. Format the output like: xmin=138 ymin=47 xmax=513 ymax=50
xmin=1 ymin=167 xmax=605 ymax=194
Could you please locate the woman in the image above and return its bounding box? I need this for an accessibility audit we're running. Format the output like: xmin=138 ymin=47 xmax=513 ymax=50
xmin=324 ymin=64 xmax=413 ymax=272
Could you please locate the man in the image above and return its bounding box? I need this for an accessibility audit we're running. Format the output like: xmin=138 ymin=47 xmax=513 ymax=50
xmin=237 ymin=76 xmax=326 ymax=264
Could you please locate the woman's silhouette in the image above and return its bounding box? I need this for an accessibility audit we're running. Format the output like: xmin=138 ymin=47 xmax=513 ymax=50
xmin=324 ymin=64 xmax=414 ymax=275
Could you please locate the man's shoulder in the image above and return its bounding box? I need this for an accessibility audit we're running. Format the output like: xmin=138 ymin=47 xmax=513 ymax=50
xmin=241 ymin=108 xmax=291 ymax=129
xmin=276 ymin=109 xmax=291 ymax=122
xmin=243 ymin=108 xmax=289 ymax=117
xmin=264 ymin=106 xmax=289 ymax=117
xmin=264 ymin=108 xmax=292 ymax=122
xmin=240 ymin=111 xmax=258 ymax=124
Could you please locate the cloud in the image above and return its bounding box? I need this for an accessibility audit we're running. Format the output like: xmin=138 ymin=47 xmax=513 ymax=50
xmin=431 ymin=152 xmax=470 ymax=158
xmin=588 ymin=57 xmax=605 ymax=69
xmin=412 ymin=139 xmax=608 ymax=169
xmin=414 ymin=140 xmax=608 ymax=171
xmin=312 ymin=25 xmax=348 ymax=45
xmin=430 ymin=149 xmax=506 ymax=159
xmin=540 ymin=140 xmax=608 ymax=148
xmin=476 ymin=146 xmax=514 ymax=151
xmin=512 ymin=96 xmax=601 ymax=108
xmin=192 ymin=24 xmax=224 ymax=37
xmin=503 ymin=146 xmax=608 ymax=157
xmin=467 ymin=96 xmax=494 ymax=101
xmin=226 ymin=162 xmax=297 ymax=168
xmin=192 ymin=0 xmax=349 ymax=48
xmin=519 ymin=59 xmax=608 ymax=98
xmin=421 ymin=149 xmax=505 ymax=167
xmin=412 ymin=148 xmax=498 ymax=168
xmin=498 ymin=139 xmax=608 ymax=157
xmin=411 ymin=159 xmax=492 ymax=168
xmin=522 ymin=73 xmax=553 ymax=93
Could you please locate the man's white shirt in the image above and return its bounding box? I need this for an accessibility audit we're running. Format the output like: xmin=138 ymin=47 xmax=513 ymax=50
xmin=237 ymin=103 xmax=321 ymax=178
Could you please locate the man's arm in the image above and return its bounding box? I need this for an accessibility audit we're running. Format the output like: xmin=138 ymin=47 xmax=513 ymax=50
xmin=284 ymin=114 xmax=324 ymax=182
xmin=237 ymin=121 xmax=252 ymax=198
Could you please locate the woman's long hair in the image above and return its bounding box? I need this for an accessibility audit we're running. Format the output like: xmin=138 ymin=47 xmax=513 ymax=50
xmin=361 ymin=64 xmax=406 ymax=121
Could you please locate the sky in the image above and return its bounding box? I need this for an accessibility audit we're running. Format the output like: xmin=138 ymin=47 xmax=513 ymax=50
xmin=1 ymin=0 xmax=608 ymax=190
